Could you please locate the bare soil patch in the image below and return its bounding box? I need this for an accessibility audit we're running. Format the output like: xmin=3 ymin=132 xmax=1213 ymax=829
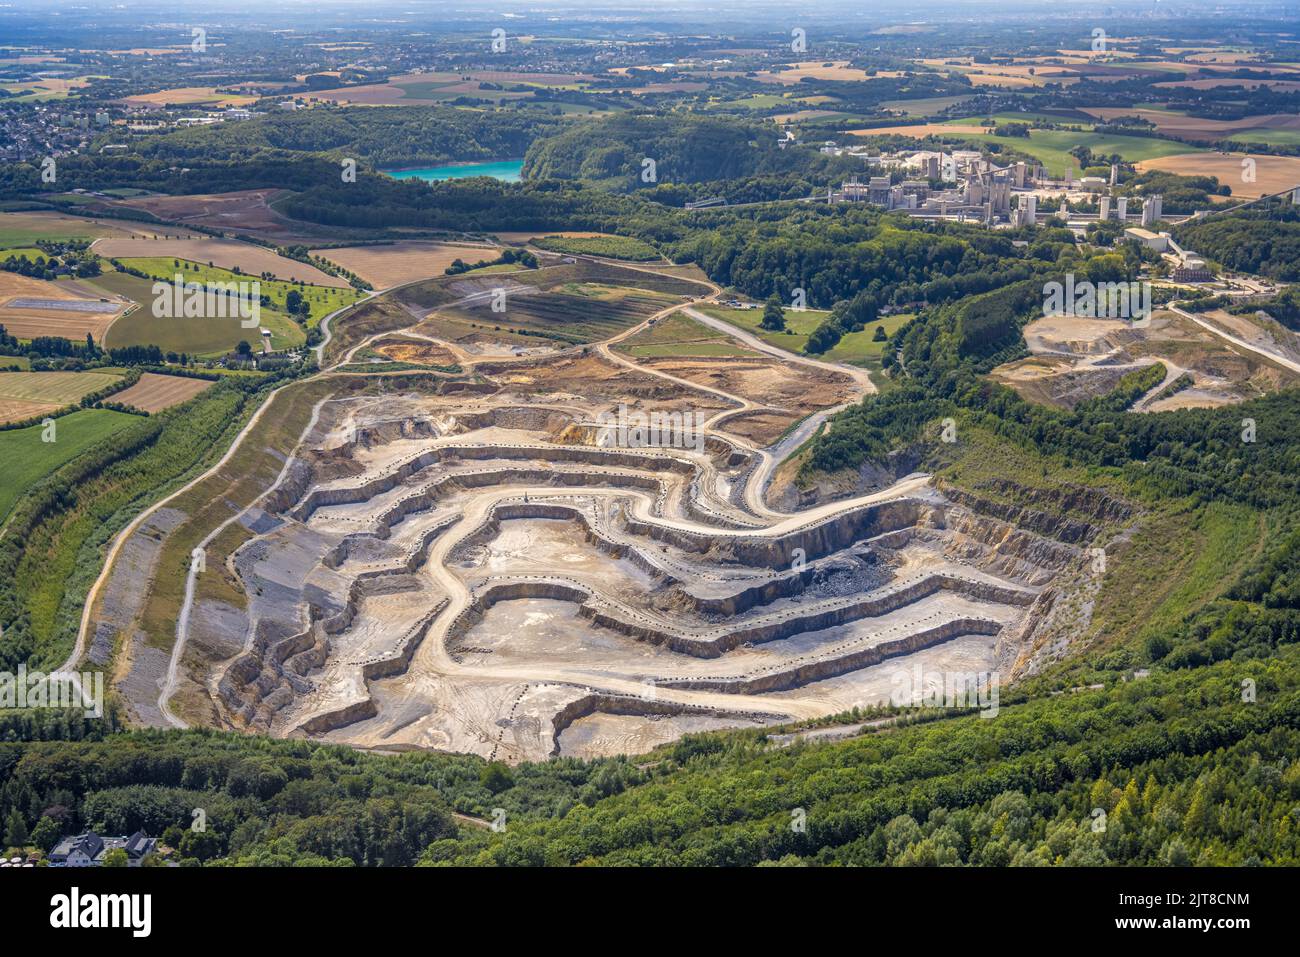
xmin=113 ymin=189 xmax=312 ymax=241
xmin=718 ymin=409 xmax=802 ymax=446
xmin=371 ymin=337 xmax=459 ymax=366
xmin=482 ymin=352 xmax=732 ymax=416
xmin=995 ymin=311 xmax=1300 ymax=408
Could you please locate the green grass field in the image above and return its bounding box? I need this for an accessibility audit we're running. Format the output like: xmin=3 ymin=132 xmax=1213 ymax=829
xmin=952 ymin=112 xmax=1093 ymax=129
xmin=700 ymin=305 xmax=915 ymax=361
xmin=700 ymin=305 xmax=830 ymax=354
xmin=704 ymin=93 xmax=794 ymax=110
xmin=961 ymin=128 xmax=1202 ymax=173
xmin=0 ymin=246 xmax=44 ymax=261
xmin=1219 ymin=129 xmax=1300 ymax=147
xmin=0 ymin=408 xmax=136 ymax=521
xmin=456 ymin=262 xmax=522 ymax=276
xmin=616 ymin=313 xmax=754 ymax=358
xmin=115 ymin=257 xmax=362 ymax=328
xmin=88 ymin=269 xmax=308 ymax=357
xmin=0 ymin=216 xmax=114 ymax=249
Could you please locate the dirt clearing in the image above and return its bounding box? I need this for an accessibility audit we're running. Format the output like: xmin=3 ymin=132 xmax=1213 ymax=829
xmin=371 ymin=337 xmax=460 ymax=366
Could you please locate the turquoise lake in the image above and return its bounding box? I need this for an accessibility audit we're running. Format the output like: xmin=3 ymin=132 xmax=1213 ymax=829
xmin=385 ymin=159 xmax=524 ymax=183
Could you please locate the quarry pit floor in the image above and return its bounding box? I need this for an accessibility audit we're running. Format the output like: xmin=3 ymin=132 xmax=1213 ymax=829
xmin=91 ymin=283 xmax=1086 ymax=762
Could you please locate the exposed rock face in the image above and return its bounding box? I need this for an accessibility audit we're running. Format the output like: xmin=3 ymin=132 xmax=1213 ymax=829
xmin=659 ymin=616 xmax=1004 ymax=694
xmin=167 ymin=388 xmax=1125 ymax=763
xmin=548 ymin=693 xmax=781 ymax=757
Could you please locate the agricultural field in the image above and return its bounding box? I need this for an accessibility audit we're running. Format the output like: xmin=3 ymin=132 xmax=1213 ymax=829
xmin=749 ymin=60 xmax=908 ymax=84
xmin=109 ymin=372 xmax=215 ymax=412
xmin=915 ymin=58 xmax=1080 ymax=88
xmin=108 ymin=189 xmax=312 ymax=243
xmin=118 ymin=86 xmax=259 ymax=108
xmin=1080 ymin=107 xmax=1300 ymax=144
xmin=311 ymin=241 xmax=500 ymax=288
xmin=86 ymin=269 xmax=305 ymax=356
xmin=879 ymin=94 xmax=979 ymax=116
xmin=0 ymin=370 xmax=122 ymax=424
xmin=301 ymin=71 xmax=556 ymax=106
xmin=0 ymin=408 xmax=136 ymax=521
xmin=0 ymin=269 xmax=129 ymax=342
xmin=848 ymin=122 xmax=994 ymax=138
xmin=0 ymin=211 xmax=133 ymax=248
xmin=94 ymin=237 xmax=348 ymax=286
xmin=111 ymin=257 xmax=362 ymax=326
xmin=0 ymin=75 xmax=100 ymax=101
xmin=1154 ymin=77 xmax=1300 ymax=91
xmin=1136 ymin=152 xmax=1300 ymax=198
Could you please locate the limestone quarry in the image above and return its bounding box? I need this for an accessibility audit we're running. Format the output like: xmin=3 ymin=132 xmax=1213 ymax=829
xmin=83 ymin=264 xmax=1121 ymax=764
xmin=117 ymin=366 xmax=1104 ymax=763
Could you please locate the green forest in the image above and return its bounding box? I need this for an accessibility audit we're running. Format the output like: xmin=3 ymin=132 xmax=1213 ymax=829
xmin=522 ymin=113 xmax=860 ymax=191
xmin=1174 ymin=196 xmax=1300 ymax=282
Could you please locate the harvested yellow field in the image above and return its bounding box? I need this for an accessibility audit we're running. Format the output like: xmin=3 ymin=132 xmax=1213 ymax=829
xmin=0 ymin=271 xmax=81 ymax=301
xmin=0 ymin=370 xmax=121 ymax=423
xmin=119 ymin=86 xmax=258 ymax=108
xmin=110 ymin=372 xmax=215 ymax=413
xmin=311 ymin=241 xmax=500 ymax=289
xmin=755 ymin=60 xmax=907 ymax=84
xmin=847 ymin=123 xmax=991 ymax=138
xmin=0 ymin=271 xmax=127 ymax=342
xmin=1135 ymin=152 xmax=1300 ymax=198
xmin=917 ymin=58 xmax=1078 ymax=87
